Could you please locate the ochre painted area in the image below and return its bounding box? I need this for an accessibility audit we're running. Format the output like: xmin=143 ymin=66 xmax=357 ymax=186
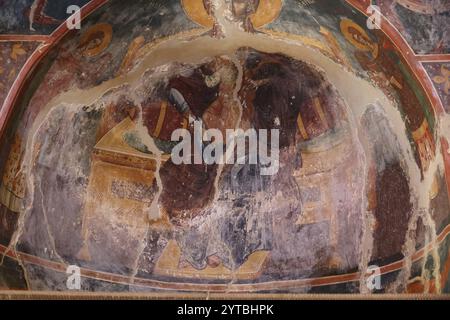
xmin=0 ymin=0 xmax=449 ymax=296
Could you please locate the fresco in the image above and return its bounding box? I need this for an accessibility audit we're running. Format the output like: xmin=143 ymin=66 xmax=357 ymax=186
xmin=0 ymin=41 xmax=39 ymax=105
xmin=423 ymin=62 xmax=450 ymax=113
xmin=375 ymin=0 xmax=450 ymax=54
xmin=0 ymin=0 xmax=449 ymax=296
xmin=0 ymin=0 xmax=91 ymax=34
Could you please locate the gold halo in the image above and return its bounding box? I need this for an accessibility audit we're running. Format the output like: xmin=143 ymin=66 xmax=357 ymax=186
xmin=340 ymin=18 xmax=378 ymax=59
xmin=181 ymin=0 xmax=214 ymax=28
xmin=181 ymin=0 xmax=282 ymax=28
xmin=79 ymin=23 xmax=113 ymax=57
xmin=251 ymin=0 xmax=283 ymax=28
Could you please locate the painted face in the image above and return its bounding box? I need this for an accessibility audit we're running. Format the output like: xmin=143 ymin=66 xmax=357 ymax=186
xmin=202 ymin=0 xmax=213 ymax=15
xmin=348 ymin=27 xmax=372 ymax=48
xmin=232 ymin=0 xmax=259 ymax=19
xmin=232 ymin=0 xmax=247 ymax=18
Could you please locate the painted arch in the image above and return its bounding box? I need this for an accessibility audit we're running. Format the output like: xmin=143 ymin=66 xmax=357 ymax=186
xmin=0 ymin=0 xmax=449 ymax=296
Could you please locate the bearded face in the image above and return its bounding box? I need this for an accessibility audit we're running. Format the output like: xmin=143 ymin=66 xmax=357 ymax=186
xmin=232 ymin=0 xmax=260 ymax=19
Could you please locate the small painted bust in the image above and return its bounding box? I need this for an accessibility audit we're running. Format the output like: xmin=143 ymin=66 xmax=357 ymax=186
xmin=203 ymin=0 xmax=260 ymax=34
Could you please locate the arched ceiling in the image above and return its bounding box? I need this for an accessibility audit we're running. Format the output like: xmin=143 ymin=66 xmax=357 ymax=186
xmin=0 ymin=0 xmax=449 ymax=296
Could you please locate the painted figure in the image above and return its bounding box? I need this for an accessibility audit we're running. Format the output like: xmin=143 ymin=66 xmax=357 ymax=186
xmin=341 ymin=19 xmax=436 ymax=173
xmin=28 ymin=0 xmax=60 ymax=31
xmin=203 ymin=0 xmax=260 ymax=33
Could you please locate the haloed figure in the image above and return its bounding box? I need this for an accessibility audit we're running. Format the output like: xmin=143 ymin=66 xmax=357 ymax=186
xmin=232 ymin=0 xmax=260 ymax=32
xmin=203 ymin=0 xmax=260 ymax=33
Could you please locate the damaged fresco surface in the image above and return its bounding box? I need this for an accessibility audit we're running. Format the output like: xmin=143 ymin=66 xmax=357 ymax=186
xmin=0 ymin=0 xmax=449 ymax=295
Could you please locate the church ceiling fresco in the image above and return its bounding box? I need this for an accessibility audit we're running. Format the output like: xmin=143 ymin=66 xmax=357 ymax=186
xmin=374 ymin=0 xmax=449 ymax=54
xmin=0 ymin=0 xmax=449 ymax=297
xmin=423 ymin=62 xmax=450 ymax=113
xmin=0 ymin=41 xmax=38 ymax=105
xmin=0 ymin=0 xmax=91 ymax=34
